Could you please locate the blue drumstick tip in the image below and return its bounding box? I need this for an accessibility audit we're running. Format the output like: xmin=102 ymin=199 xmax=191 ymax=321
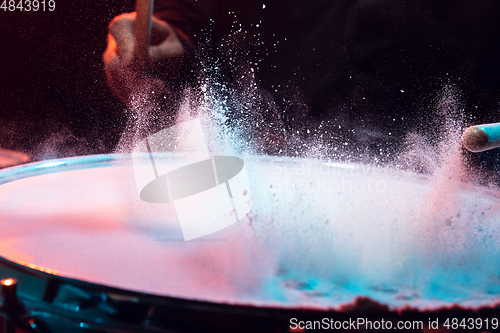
xmin=462 ymin=123 xmax=500 ymax=152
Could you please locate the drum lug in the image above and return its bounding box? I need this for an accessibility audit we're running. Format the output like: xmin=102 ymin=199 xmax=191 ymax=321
xmin=52 ymin=284 xmax=118 ymax=315
xmin=0 ymin=278 xmax=44 ymax=333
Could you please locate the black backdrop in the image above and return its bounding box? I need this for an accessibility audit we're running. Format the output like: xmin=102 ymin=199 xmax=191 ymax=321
xmin=0 ymin=0 xmax=134 ymax=159
xmin=2 ymin=0 xmax=500 ymax=167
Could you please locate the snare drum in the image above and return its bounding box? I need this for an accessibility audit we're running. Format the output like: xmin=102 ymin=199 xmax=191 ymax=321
xmin=0 ymin=154 xmax=499 ymax=332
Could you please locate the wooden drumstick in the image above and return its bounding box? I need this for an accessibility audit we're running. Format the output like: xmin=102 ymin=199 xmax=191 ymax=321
xmin=134 ymin=0 xmax=158 ymax=176
xmin=134 ymin=0 xmax=154 ymax=69
xmin=462 ymin=123 xmax=500 ymax=152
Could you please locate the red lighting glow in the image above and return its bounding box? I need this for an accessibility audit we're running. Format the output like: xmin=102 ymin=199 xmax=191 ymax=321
xmin=1 ymin=278 xmax=15 ymax=287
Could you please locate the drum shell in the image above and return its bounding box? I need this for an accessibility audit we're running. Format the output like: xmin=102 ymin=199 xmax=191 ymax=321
xmin=2 ymin=256 xmax=500 ymax=333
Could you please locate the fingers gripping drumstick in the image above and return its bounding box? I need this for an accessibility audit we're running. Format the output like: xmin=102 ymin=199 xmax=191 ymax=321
xmin=462 ymin=123 xmax=500 ymax=152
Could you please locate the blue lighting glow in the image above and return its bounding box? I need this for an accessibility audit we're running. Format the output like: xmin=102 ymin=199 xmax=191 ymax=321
xmin=35 ymin=161 xmax=66 ymax=169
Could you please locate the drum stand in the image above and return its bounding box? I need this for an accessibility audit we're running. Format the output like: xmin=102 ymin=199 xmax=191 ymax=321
xmin=0 ymin=278 xmax=41 ymax=333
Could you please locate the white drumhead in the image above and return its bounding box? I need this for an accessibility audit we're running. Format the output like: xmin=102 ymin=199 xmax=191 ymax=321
xmin=0 ymin=154 xmax=499 ymax=310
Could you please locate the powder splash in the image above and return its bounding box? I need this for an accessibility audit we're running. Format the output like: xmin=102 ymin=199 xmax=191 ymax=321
xmin=105 ymin=19 xmax=500 ymax=311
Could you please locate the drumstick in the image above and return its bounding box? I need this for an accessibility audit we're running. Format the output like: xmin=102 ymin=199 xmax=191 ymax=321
xmin=461 ymin=123 xmax=500 ymax=152
xmin=134 ymin=0 xmax=160 ymax=179
xmin=134 ymin=0 xmax=154 ymax=69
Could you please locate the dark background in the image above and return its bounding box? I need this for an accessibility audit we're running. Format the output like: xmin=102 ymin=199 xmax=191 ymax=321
xmin=2 ymin=0 xmax=500 ymax=168
xmin=0 ymin=0 xmax=134 ymax=160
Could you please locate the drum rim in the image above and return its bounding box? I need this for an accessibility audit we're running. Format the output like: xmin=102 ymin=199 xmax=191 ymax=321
xmin=1 ymin=153 xmax=498 ymax=199
xmin=0 ymin=152 xmax=432 ymax=187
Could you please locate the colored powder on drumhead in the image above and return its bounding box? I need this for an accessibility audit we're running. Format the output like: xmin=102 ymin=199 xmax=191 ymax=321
xmin=219 ymin=84 xmax=500 ymax=309
xmin=261 ymin=86 xmax=500 ymax=309
xmin=108 ymin=28 xmax=500 ymax=310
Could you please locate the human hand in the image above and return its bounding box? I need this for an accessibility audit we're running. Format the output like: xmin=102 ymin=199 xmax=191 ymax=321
xmin=103 ymin=12 xmax=185 ymax=104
